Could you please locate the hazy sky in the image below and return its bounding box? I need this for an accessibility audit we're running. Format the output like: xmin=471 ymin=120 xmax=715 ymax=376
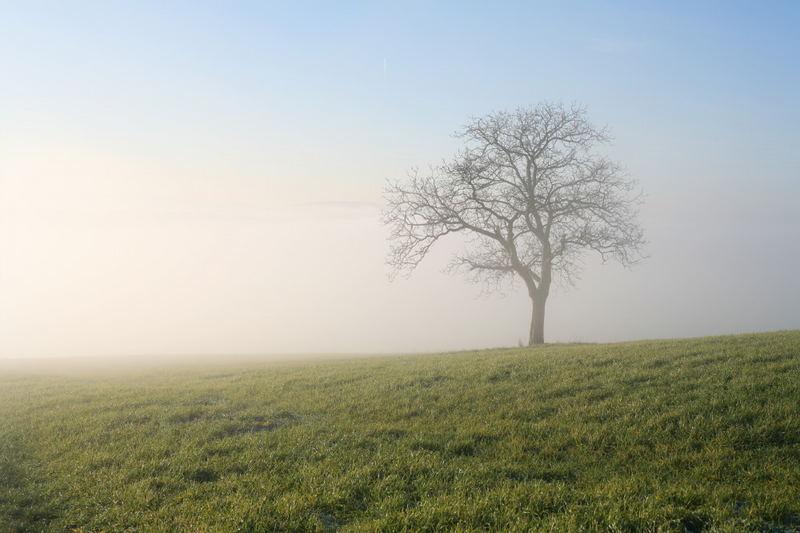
xmin=1 ymin=1 xmax=798 ymax=358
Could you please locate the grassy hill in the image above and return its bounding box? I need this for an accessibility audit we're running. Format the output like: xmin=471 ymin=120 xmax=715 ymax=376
xmin=1 ymin=331 xmax=799 ymax=532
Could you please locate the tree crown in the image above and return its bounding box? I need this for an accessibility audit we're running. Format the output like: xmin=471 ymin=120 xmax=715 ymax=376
xmin=384 ymin=103 xmax=645 ymax=292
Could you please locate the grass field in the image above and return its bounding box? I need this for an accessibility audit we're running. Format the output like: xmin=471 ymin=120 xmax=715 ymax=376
xmin=1 ymin=331 xmax=799 ymax=532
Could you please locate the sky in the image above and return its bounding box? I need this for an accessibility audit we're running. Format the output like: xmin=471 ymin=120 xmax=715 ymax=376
xmin=1 ymin=1 xmax=798 ymax=358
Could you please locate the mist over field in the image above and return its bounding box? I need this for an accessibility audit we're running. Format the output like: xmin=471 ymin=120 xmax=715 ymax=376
xmin=2 ymin=3 xmax=800 ymax=532
xmin=1 ymin=2 xmax=798 ymax=359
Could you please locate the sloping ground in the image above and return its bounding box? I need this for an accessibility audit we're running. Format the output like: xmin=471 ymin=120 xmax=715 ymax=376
xmin=1 ymin=331 xmax=798 ymax=532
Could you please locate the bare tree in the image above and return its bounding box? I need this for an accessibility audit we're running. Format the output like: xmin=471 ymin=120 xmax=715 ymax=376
xmin=384 ymin=103 xmax=645 ymax=345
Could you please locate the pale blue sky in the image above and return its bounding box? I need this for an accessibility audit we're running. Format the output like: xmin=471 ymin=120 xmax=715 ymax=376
xmin=1 ymin=2 xmax=798 ymax=357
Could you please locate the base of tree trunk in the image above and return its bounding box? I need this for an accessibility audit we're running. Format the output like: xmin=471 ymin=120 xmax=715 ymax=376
xmin=528 ymin=296 xmax=546 ymax=345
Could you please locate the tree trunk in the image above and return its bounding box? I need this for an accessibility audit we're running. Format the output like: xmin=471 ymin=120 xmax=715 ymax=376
xmin=528 ymin=294 xmax=546 ymax=345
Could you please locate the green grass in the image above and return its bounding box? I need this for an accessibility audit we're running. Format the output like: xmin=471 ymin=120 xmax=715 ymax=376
xmin=1 ymin=331 xmax=799 ymax=532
